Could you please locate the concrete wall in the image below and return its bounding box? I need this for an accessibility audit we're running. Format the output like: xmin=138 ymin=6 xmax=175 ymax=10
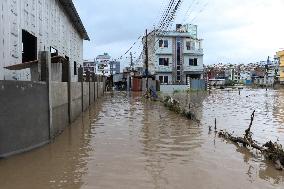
xmin=50 ymin=82 xmax=69 ymax=137
xmin=0 ymin=78 xmax=106 ymax=158
xmin=0 ymin=81 xmax=50 ymax=157
xmin=160 ymin=85 xmax=189 ymax=93
xmin=98 ymin=82 xmax=104 ymax=97
xmin=142 ymin=78 xmax=157 ymax=91
xmin=90 ymin=82 xmax=95 ymax=104
xmin=70 ymin=82 xmax=82 ymax=122
xmin=95 ymin=82 xmax=98 ymax=100
xmin=82 ymin=82 xmax=90 ymax=112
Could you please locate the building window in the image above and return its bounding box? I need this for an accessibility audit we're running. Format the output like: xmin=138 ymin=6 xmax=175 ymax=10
xmin=159 ymin=58 xmax=169 ymax=66
xmin=74 ymin=61 xmax=77 ymax=75
xmin=159 ymin=76 xmax=169 ymax=84
xmin=22 ymin=30 xmax=37 ymax=63
xmin=189 ymin=58 xmax=198 ymax=66
xmin=164 ymin=76 xmax=168 ymax=83
xmin=191 ymin=42 xmax=195 ymax=50
xmin=177 ymin=66 xmax=181 ymax=71
xmin=159 ymin=40 xmax=163 ymax=47
xmin=186 ymin=41 xmax=191 ymax=50
xmin=186 ymin=41 xmax=196 ymax=50
xmin=177 ymin=76 xmax=181 ymax=81
xmin=164 ymin=40 xmax=168 ymax=48
xmin=159 ymin=39 xmax=169 ymax=48
xmin=176 ymin=38 xmax=181 ymax=65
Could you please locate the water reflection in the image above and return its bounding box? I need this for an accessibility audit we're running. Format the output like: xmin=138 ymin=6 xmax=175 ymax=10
xmin=140 ymin=100 xmax=203 ymax=188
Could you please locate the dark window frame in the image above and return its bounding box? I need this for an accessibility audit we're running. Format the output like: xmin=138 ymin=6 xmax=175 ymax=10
xmin=74 ymin=61 xmax=77 ymax=75
xmin=189 ymin=58 xmax=198 ymax=66
xmin=164 ymin=40 xmax=168 ymax=48
xmin=159 ymin=40 xmax=163 ymax=47
xmin=159 ymin=58 xmax=170 ymax=66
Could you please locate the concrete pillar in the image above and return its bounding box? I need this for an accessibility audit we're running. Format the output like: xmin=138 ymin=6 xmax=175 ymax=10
xmin=86 ymin=70 xmax=90 ymax=82
xmin=78 ymin=67 xmax=84 ymax=82
xmin=38 ymin=51 xmax=53 ymax=139
xmin=67 ymin=59 xmax=72 ymax=124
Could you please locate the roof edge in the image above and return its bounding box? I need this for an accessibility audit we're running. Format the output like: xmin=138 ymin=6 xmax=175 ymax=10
xmin=59 ymin=0 xmax=90 ymax=41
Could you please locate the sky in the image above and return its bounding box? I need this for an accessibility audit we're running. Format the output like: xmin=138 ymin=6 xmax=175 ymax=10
xmin=73 ymin=0 xmax=284 ymax=67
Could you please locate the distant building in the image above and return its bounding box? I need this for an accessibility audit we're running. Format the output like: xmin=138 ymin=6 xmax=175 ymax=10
xmin=0 ymin=0 xmax=89 ymax=81
xmin=95 ymin=53 xmax=121 ymax=76
xmin=95 ymin=53 xmax=111 ymax=76
xmin=83 ymin=60 xmax=96 ymax=74
xmin=277 ymin=50 xmax=284 ymax=84
xmin=144 ymin=24 xmax=204 ymax=85
xmin=109 ymin=60 xmax=121 ymax=75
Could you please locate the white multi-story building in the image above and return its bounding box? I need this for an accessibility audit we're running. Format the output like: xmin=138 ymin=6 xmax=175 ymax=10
xmin=95 ymin=53 xmax=111 ymax=76
xmin=83 ymin=60 xmax=96 ymax=74
xmin=95 ymin=53 xmax=121 ymax=76
xmin=0 ymin=0 xmax=89 ymax=81
xmin=145 ymin=24 xmax=204 ymax=85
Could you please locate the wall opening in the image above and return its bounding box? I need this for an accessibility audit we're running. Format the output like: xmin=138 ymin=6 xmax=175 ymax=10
xmin=50 ymin=47 xmax=58 ymax=57
xmin=74 ymin=61 xmax=77 ymax=75
xmin=22 ymin=30 xmax=37 ymax=63
xmin=62 ymin=56 xmax=69 ymax=82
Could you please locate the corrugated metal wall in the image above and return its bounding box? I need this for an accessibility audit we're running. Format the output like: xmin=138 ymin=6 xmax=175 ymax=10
xmin=190 ymin=79 xmax=205 ymax=90
xmin=0 ymin=0 xmax=84 ymax=81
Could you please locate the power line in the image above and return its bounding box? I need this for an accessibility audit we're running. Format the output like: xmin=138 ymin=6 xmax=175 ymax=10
xmin=181 ymin=0 xmax=198 ymax=24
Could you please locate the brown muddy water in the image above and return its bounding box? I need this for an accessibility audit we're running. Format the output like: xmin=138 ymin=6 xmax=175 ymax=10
xmin=0 ymin=89 xmax=284 ymax=189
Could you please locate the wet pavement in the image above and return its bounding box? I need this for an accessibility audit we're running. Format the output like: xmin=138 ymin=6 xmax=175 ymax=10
xmin=0 ymin=90 xmax=284 ymax=189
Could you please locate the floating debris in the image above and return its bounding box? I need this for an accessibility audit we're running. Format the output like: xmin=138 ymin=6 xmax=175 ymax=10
xmin=217 ymin=111 xmax=284 ymax=171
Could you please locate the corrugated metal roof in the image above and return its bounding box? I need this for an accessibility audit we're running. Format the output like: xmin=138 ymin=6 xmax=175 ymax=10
xmin=59 ymin=0 xmax=90 ymax=41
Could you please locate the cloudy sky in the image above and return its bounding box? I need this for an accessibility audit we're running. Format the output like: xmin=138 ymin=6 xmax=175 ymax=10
xmin=73 ymin=0 xmax=284 ymax=66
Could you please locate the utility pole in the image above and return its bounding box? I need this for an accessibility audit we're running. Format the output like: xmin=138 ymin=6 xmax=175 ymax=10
xmin=266 ymin=56 xmax=269 ymax=91
xmin=145 ymin=29 xmax=149 ymax=92
xmin=130 ymin=52 xmax=134 ymax=70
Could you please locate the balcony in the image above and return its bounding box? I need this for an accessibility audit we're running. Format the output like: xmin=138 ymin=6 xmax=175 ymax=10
xmin=155 ymin=65 xmax=173 ymax=73
xmin=155 ymin=47 xmax=173 ymax=55
xmin=183 ymin=49 xmax=203 ymax=55
xmin=183 ymin=64 xmax=203 ymax=72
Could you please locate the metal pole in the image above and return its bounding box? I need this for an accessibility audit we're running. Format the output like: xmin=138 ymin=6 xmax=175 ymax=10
xmin=266 ymin=56 xmax=269 ymax=91
xmin=130 ymin=52 xmax=133 ymax=70
xmin=145 ymin=29 xmax=149 ymax=92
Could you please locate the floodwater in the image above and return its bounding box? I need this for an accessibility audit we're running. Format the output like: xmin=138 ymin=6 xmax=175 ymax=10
xmin=0 ymin=89 xmax=284 ymax=189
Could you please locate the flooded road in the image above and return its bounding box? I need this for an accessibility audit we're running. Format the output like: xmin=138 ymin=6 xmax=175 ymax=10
xmin=0 ymin=90 xmax=284 ymax=189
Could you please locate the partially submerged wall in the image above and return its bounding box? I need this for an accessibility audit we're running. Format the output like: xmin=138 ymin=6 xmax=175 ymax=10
xmin=82 ymin=82 xmax=90 ymax=112
xmin=90 ymin=82 xmax=95 ymax=104
xmin=50 ymin=82 xmax=69 ymax=137
xmin=70 ymin=82 xmax=82 ymax=123
xmin=95 ymin=82 xmax=98 ymax=100
xmin=0 ymin=79 xmax=106 ymax=158
xmin=98 ymin=82 xmax=104 ymax=97
xmin=0 ymin=81 xmax=50 ymax=158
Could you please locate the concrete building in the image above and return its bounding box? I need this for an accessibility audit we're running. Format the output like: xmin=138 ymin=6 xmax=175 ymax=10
xmin=95 ymin=53 xmax=111 ymax=76
xmin=0 ymin=0 xmax=89 ymax=81
xmin=109 ymin=60 xmax=121 ymax=75
xmin=145 ymin=24 xmax=204 ymax=85
xmin=83 ymin=60 xmax=96 ymax=74
xmin=95 ymin=53 xmax=121 ymax=76
xmin=277 ymin=50 xmax=284 ymax=84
